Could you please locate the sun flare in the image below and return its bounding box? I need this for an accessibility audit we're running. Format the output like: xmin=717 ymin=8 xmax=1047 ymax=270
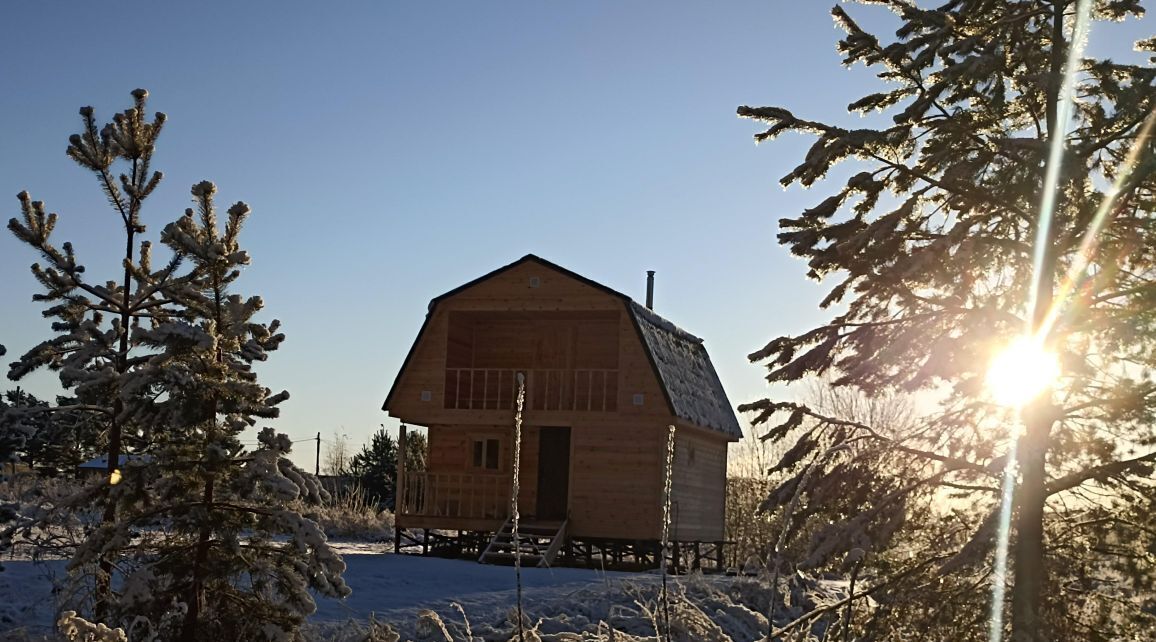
xmin=986 ymin=337 xmax=1060 ymax=408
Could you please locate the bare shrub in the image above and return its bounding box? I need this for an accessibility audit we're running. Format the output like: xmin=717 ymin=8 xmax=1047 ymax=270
xmin=725 ymin=379 xmax=915 ymax=571
xmin=2 ymin=475 xmax=94 ymax=562
xmin=307 ymin=484 xmax=395 ymax=541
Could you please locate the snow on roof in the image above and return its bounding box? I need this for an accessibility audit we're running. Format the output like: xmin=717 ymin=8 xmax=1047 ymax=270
xmin=77 ymin=454 xmax=152 ymax=469
xmin=629 ymin=301 xmax=743 ymax=439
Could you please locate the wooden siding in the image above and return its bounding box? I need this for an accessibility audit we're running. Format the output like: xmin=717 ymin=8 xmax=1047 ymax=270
xmin=451 ymin=311 xmax=619 ymax=370
xmin=387 ymin=261 xmax=671 ymax=426
xmin=415 ymin=419 xmax=666 ymax=539
xmin=567 ymin=418 xmax=665 ymax=540
xmin=427 ymin=424 xmax=540 ymax=516
xmin=388 ymin=260 xmax=726 ymax=542
xmin=669 ymin=426 xmax=729 ymax=541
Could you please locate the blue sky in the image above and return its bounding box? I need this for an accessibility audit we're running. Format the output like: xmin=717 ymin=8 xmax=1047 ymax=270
xmin=1 ymin=2 xmax=1150 ymax=470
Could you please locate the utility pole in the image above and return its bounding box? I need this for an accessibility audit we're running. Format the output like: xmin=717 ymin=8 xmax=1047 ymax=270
xmin=315 ymin=432 xmax=321 ymax=477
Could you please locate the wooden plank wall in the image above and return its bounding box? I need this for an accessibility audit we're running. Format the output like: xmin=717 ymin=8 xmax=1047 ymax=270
xmin=669 ymin=426 xmax=729 ymax=541
xmin=388 ymin=261 xmax=671 ymax=427
xmin=388 ymin=260 xmax=726 ymax=542
xmin=427 ymin=424 xmax=541 ymax=515
xmin=455 ymin=312 xmax=619 ymax=370
xmin=427 ymin=424 xmax=467 ymax=470
xmin=567 ymin=418 xmax=664 ymax=540
xmin=426 ymin=420 xmax=664 ymax=540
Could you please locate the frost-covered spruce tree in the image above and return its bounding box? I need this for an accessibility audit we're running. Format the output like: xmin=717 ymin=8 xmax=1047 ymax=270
xmin=130 ymin=180 xmax=350 ymax=641
xmin=0 ymin=344 xmax=14 ymax=568
xmin=739 ymin=2 xmax=1156 ymax=641
xmin=0 ymin=388 xmax=101 ymax=472
xmin=0 ymin=390 xmax=39 ymax=471
xmin=0 ymin=345 xmax=24 ymax=571
xmin=7 ymin=91 xmax=349 ymax=640
xmin=7 ymin=90 xmax=178 ymax=617
xmin=0 ymin=387 xmax=45 ymax=471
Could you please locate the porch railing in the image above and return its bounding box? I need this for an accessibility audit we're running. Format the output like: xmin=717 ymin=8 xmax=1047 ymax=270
xmin=398 ymin=471 xmax=511 ymax=520
xmin=443 ymin=368 xmax=618 ymax=412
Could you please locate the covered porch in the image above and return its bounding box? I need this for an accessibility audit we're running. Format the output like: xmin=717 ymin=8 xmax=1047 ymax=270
xmin=396 ymin=425 xmax=513 ymax=532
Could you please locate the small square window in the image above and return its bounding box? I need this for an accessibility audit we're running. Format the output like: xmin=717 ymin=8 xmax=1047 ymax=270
xmin=472 ymin=438 xmax=501 ymax=471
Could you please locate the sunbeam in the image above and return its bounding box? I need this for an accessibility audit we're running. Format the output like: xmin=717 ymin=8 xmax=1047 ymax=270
xmin=1026 ymin=0 xmax=1093 ymax=328
xmin=989 ymin=1 xmax=1094 ymax=641
xmin=1038 ymin=109 xmax=1156 ymax=340
xmin=988 ymin=438 xmax=1019 ymax=642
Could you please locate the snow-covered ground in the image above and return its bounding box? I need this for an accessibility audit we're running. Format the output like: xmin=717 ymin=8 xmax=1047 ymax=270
xmin=0 ymin=557 xmax=66 ymax=636
xmin=312 ymin=548 xmax=638 ymax=625
xmin=1 ymin=543 xmax=822 ymax=641
xmin=0 ymin=544 xmax=656 ymax=637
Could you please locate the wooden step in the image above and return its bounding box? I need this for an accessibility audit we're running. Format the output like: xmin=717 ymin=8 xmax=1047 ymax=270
xmin=487 ymin=542 xmax=543 ymax=554
xmin=482 ymin=551 xmax=544 ymax=565
xmin=492 ymin=533 xmax=551 ymax=544
xmin=479 ymin=517 xmax=569 ymax=567
xmin=516 ymin=525 xmax=564 ymax=536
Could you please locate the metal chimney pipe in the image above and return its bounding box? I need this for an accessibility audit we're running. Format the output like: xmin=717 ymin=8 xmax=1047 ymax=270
xmin=646 ymin=270 xmax=655 ymax=310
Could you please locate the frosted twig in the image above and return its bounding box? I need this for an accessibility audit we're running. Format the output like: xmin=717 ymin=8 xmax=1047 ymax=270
xmin=512 ymin=373 xmax=526 ymax=642
xmin=660 ymin=425 xmax=675 ymax=642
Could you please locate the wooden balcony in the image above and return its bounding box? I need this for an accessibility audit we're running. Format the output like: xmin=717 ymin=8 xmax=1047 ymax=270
xmin=443 ymin=367 xmax=618 ymax=412
xmin=398 ymin=471 xmax=511 ymax=523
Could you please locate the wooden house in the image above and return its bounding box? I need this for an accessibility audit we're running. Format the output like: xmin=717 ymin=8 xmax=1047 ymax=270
xmin=382 ymin=255 xmax=741 ymax=568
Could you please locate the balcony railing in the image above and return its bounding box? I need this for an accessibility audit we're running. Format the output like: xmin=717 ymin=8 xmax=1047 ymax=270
xmin=398 ymin=471 xmax=511 ymax=520
xmin=444 ymin=368 xmax=618 ymax=412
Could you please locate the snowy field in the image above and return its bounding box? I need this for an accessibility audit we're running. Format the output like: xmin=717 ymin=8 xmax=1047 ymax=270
xmin=311 ymin=547 xmax=640 ymax=628
xmin=0 ymin=542 xmax=814 ymax=641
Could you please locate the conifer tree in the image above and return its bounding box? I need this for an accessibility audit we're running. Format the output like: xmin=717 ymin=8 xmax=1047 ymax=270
xmin=7 ymin=91 xmax=349 ymax=640
xmin=348 ymin=428 xmax=397 ymax=507
xmin=0 ymin=390 xmax=49 ymax=470
xmin=0 ymin=344 xmax=14 ymax=569
xmin=7 ymin=90 xmax=174 ymax=617
xmin=0 ymin=389 xmax=101 ymax=473
xmin=348 ymin=428 xmax=427 ymax=508
xmin=740 ymin=2 xmax=1156 ymax=640
xmin=152 ymin=180 xmax=351 ymax=641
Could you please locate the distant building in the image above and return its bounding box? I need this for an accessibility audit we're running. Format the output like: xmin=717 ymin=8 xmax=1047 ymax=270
xmin=2 ymin=461 xmax=34 ymax=481
xmin=77 ymin=454 xmax=151 ymax=478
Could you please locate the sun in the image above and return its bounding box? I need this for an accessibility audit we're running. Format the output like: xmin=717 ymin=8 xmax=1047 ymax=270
xmin=986 ymin=337 xmax=1060 ymax=408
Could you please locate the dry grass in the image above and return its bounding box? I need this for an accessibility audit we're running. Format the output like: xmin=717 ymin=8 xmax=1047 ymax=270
xmin=307 ymin=484 xmax=395 ymax=541
xmin=724 ymin=428 xmax=781 ymax=571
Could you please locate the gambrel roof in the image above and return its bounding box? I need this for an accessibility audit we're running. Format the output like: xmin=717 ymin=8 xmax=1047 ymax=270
xmin=383 ymin=254 xmax=742 ymax=440
xmin=628 ymin=301 xmax=742 ymax=438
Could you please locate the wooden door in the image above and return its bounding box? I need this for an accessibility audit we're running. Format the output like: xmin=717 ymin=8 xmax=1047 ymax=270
xmin=535 ymin=427 xmax=571 ymax=520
